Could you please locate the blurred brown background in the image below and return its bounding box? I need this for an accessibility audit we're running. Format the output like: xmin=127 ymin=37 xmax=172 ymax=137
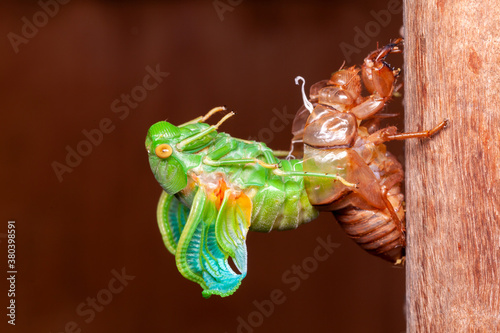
xmin=1 ymin=1 xmax=406 ymax=332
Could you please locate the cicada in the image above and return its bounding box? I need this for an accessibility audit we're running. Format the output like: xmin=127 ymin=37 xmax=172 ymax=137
xmin=290 ymin=38 xmax=446 ymax=262
xmin=145 ymin=39 xmax=447 ymax=297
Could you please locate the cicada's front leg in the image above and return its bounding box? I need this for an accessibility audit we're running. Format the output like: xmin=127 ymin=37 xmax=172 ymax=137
xmin=202 ymin=134 xmax=356 ymax=187
xmin=202 ymin=133 xmax=279 ymax=168
xmin=178 ymin=106 xmax=227 ymax=127
xmin=361 ymin=38 xmax=403 ymax=98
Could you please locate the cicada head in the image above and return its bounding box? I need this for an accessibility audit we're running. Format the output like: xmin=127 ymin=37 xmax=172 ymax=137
xmin=146 ymin=121 xmax=216 ymax=195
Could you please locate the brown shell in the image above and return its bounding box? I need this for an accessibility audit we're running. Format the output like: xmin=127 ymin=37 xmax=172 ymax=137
xmin=303 ymin=106 xmax=357 ymax=148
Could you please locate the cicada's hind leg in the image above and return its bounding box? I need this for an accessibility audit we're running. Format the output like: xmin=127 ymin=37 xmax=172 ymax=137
xmin=201 ymin=138 xmax=357 ymax=189
xmin=272 ymin=168 xmax=357 ymax=188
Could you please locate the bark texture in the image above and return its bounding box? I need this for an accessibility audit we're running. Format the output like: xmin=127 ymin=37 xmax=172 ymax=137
xmin=404 ymin=0 xmax=500 ymax=331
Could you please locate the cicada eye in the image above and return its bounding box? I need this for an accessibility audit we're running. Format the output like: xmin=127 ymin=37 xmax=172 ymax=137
xmin=155 ymin=143 xmax=173 ymax=159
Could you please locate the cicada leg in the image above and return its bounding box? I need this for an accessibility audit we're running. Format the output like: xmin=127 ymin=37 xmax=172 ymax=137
xmin=394 ymin=257 xmax=406 ymax=266
xmin=272 ymin=169 xmax=357 ymax=189
xmin=362 ymin=39 xmax=403 ymax=98
xmin=202 ymin=106 xmax=228 ymax=122
xmin=179 ymin=106 xmax=228 ymax=127
xmin=177 ymin=112 xmax=235 ymax=150
xmin=203 ymin=156 xmax=280 ymax=169
xmin=380 ymin=185 xmax=406 ymax=243
xmin=202 ymin=131 xmax=285 ymax=170
xmin=204 ymin=153 xmax=357 ymax=189
xmin=378 ymin=119 xmax=448 ymax=142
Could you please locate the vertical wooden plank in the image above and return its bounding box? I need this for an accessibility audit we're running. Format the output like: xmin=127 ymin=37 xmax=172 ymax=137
xmin=404 ymin=0 xmax=500 ymax=331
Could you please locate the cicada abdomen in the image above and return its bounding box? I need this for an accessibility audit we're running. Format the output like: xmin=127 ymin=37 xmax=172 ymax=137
xmin=328 ymin=127 xmax=406 ymax=262
xmin=297 ymin=39 xmax=407 ymax=263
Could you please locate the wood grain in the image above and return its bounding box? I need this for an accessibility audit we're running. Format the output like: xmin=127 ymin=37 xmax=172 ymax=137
xmin=404 ymin=0 xmax=500 ymax=331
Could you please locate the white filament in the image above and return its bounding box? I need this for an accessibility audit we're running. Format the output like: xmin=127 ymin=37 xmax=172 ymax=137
xmin=295 ymin=76 xmax=313 ymax=113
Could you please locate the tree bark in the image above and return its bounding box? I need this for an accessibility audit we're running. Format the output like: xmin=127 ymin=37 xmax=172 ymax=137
xmin=404 ymin=0 xmax=500 ymax=331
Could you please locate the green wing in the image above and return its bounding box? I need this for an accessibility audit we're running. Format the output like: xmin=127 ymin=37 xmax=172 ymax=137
xmin=156 ymin=188 xmax=251 ymax=298
xmin=215 ymin=189 xmax=251 ymax=276
xmin=157 ymin=191 xmax=189 ymax=254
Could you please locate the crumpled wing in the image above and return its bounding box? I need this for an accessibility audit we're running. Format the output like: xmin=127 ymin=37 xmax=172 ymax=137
xmin=215 ymin=189 xmax=252 ymax=277
xmin=157 ymin=191 xmax=189 ymax=254
xmin=156 ymin=187 xmax=251 ymax=298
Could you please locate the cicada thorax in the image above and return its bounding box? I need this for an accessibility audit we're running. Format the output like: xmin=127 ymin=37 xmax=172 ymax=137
xmin=302 ymin=106 xmax=384 ymax=208
xmin=289 ymin=66 xmax=362 ymax=159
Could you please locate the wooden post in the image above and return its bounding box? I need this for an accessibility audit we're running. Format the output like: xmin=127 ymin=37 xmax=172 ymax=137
xmin=404 ymin=0 xmax=500 ymax=331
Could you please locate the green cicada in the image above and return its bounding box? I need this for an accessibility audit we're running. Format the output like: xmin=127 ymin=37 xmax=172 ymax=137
xmin=146 ymin=40 xmax=447 ymax=298
xmin=145 ymin=107 xmax=354 ymax=298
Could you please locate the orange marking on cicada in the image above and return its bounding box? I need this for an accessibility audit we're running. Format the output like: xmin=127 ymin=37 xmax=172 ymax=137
xmin=213 ymin=179 xmax=228 ymax=210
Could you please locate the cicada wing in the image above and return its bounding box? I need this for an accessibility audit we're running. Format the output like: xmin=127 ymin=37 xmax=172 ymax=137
xmin=215 ymin=190 xmax=252 ymax=276
xmin=174 ymin=187 xmax=250 ymax=298
xmin=157 ymin=191 xmax=189 ymax=255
